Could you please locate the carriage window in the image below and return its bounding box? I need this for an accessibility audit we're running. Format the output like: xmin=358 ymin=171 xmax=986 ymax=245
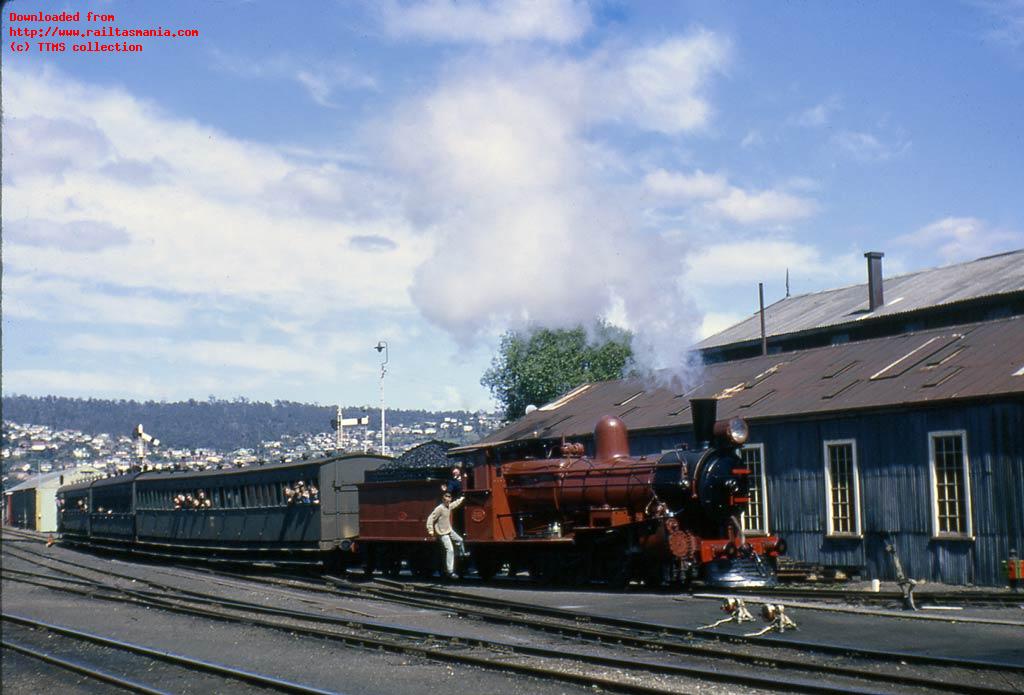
xmin=929 ymin=431 xmax=972 ymax=538
xmin=824 ymin=440 xmax=861 ymax=537
xmin=740 ymin=444 xmax=768 ymax=535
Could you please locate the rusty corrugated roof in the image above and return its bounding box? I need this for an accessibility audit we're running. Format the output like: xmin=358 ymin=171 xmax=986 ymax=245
xmin=697 ymin=249 xmax=1024 ymax=349
xmin=454 ymin=315 xmax=1024 ymax=453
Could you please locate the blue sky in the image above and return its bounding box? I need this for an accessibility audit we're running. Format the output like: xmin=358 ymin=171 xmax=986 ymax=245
xmin=3 ymin=0 xmax=1023 ymax=412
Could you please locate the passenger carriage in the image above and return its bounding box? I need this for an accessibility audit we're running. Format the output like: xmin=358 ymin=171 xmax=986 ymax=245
xmin=56 ymin=453 xmax=388 ymax=565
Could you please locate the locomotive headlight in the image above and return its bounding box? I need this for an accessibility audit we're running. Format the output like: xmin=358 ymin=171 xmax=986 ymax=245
xmin=713 ymin=417 xmax=749 ymax=446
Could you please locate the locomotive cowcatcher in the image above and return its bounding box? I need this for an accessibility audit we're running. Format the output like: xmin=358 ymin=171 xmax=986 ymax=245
xmin=356 ymin=398 xmax=784 ymax=587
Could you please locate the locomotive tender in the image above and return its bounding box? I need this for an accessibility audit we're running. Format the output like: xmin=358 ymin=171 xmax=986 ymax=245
xmin=55 ymin=399 xmax=782 ymax=587
xmin=357 ymin=398 xmax=784 ymax=587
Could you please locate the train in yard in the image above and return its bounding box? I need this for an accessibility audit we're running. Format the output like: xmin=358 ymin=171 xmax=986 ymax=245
xmin=57 ymin=453 xmax=389 ymax=565
xmin=56 ymin=399 xmax=783 ymax=587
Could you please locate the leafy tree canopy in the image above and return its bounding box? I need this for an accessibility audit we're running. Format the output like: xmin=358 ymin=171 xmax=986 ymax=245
xmin=481 ymin=322 xmax=633 ymax=420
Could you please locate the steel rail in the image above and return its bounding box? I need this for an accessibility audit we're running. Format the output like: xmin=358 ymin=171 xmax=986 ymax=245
xmin=0 ymin=571 xmax=886 ymax=695
xmin=0 ymin=528 xmax=49 ymax=544
xmin=57 ymin=536 xmax=322 ymax=565
xmin=319 ymin=577 xmax=1022 ymax=694
xmin=2 ymin=639 xmax=170 ymax=695
xmin=2 ymin=614 xmax=340 ymax=695
xmin=718 ymin=585 xmax=1024 ymax=607
xmin=21 ymin=529 xmax=1021 ymax=606
xmin=8 ymin=541 xmax=1022 ymax=683
xmin=348 ymin=576 xmax=1024 ymax=674
xmin=4 ymin=552 xmax=1018 ymax=695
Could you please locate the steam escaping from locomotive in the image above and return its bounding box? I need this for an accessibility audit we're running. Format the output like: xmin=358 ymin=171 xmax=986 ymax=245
xmin=392 ymin=52 xmax=708 ymax=386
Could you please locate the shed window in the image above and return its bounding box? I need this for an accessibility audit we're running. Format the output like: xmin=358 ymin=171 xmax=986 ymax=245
xmin=824 ymin=440 xmax=861 ymax=537
xmin=740 ymin=444 xmax=768 ymax=535
xmin=929 ymin=431 xmax=973 ymax=538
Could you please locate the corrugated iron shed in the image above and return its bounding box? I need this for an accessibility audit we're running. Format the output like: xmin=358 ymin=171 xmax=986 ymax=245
xmin=456 ymin=314 xmax=1024 ymax=452
xmin=697 ymin=249 xmax=1024 ymax=349
xmin=5 ymin=467 xmax=100 ymax=493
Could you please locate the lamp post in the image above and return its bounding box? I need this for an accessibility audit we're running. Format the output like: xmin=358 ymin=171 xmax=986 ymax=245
xmin=374 ymin=341 xmax=389 ymax=455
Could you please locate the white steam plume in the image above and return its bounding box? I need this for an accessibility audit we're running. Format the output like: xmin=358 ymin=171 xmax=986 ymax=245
xmin=390 ymin=33 xmax=729 ymax=388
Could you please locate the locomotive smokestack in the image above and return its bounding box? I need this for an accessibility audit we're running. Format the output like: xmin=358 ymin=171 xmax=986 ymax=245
xmin=865 ymin=251 xmax=884 ymax=311
xmin=690 ymin=398 xmax=717 ymax=447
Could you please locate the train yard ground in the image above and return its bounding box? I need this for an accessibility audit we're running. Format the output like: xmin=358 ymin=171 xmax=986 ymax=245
xmin=2 ymin=528 xmax=1023 ymax=695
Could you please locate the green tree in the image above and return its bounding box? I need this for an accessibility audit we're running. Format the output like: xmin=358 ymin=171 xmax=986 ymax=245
xmin=481 ymin=322 xmax=633 ymax=420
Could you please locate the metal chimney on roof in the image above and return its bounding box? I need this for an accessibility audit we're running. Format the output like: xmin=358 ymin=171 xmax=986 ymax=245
xmin=865 ymin=251 xmax=884 ymax=311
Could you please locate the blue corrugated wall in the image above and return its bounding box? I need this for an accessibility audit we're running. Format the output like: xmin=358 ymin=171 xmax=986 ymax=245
xmin=624 ymin=400 xmax=1024 ymax=586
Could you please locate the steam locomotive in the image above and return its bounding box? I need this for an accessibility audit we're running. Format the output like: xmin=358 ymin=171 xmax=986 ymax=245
xmin=54 ymin=399 xmax=782 ymax=588
xmin=357 ymin=398 xmax=784 ymax=587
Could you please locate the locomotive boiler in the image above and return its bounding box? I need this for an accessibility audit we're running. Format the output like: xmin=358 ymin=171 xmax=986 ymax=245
xmin=358 ymin=398 xmax=784 ymax=587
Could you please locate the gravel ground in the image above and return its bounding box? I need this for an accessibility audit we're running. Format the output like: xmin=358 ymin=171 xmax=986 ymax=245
xmin=2 ymin=647 xmax=128 ymax=695
xmin=444 ymin=582 xmax=1024 ymax=665
xmin=3 ymin=542 xmax=766 ymax=695
xmin=5 ymin=535 xmax=1023 ymax=694
xmin=2 ymin=576 xmax=606 ymax=695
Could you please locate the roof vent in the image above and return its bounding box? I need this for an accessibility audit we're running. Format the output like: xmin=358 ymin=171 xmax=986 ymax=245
xmin=864 ymin=251 xmax=884 ymax=311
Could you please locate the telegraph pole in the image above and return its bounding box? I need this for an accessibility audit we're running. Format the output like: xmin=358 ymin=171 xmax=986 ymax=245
xmin=374 ymin=341 xmax=389 ymax=455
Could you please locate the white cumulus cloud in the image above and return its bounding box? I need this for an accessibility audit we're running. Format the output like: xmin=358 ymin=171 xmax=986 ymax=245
xmin=644 ymin=169 xmax=730 ymax=200
xmin=593 ymin=30 xmax=731 ymax=134
xmin=644 ymin=168 xmax=817 ymax=225
xmin=707 ymin=187 xmax=817 ymax=225
xmin=895 ymin=216 xmax=1024 ymax=264
xmin=3 ymin=65 xmax=427 ymax=322
xmin=380 ymin=0 xmax=591 ymax=44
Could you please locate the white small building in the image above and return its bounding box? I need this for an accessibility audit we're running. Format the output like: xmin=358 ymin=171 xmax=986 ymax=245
xmin=3 ymin=466 xmax=102 ymax=532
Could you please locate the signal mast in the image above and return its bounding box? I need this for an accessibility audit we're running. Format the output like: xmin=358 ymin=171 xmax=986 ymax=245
xmin=132 ymin=424 xmax=160 ymax=468
xmin=331 ymin=406 xmax=368 ymax=452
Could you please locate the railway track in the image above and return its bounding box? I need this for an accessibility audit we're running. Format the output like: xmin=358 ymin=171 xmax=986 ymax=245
xmin=8 ymin=527 xmax=1020 ymax=607
xmin=5 ymin=543 xmax=1023 ymax=695
xmin=715 ymin=584 xmax=1024 ymax=608
xmin=327 ymin=576 xmax=1024 ymax=693
xmin=2 ymin=613 xmax=337 ymax=694
xmin=1 ymin=528 xmax=50 ymax=544
xmin=0 ymin=547 xmax=857 ymax=695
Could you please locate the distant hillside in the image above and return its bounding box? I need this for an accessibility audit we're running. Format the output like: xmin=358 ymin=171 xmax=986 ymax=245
xmin=1 ymin=395 xmax=487 ymax=450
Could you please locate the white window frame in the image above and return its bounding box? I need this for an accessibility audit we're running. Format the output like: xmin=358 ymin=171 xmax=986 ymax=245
xmin=823 ymin=439 xmax=862 ymax=538
xmin=928 ymin=430 xmax=974 ymax=540
xmin=740 ymin=443 xmax=769 ymax=535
